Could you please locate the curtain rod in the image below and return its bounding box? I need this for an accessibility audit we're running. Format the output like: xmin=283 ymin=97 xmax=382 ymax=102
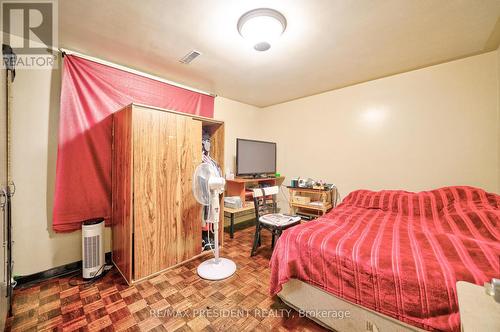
xmin=55 ymin=48 xmax=216 ymax=97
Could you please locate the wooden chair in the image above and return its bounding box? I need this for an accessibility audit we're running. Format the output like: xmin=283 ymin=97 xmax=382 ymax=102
xmin=250 ymin=186 xmax=301 ymax=256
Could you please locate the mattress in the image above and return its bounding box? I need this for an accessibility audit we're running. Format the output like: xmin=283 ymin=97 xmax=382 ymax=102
xmin=279 ymin=279 xmax=426 ymax=332
xmin=269 ymin=186 xmax=500 ymax=331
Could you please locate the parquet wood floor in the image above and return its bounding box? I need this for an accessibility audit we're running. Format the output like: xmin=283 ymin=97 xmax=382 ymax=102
xmin=5 ymin=226 xmax=327 ymax=332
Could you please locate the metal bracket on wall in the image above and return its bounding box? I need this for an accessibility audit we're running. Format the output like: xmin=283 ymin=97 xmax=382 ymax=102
xmin=1 ymin=185 xmax=13 ymax=304
xmin=2 ymin=44 xmax=16 ymax=82
xmin=2 ymin=46 xmax=15 ymax=315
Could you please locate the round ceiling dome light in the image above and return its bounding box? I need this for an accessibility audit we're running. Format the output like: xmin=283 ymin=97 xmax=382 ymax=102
xmin=237 ymin=8 xmax=287 ymax=51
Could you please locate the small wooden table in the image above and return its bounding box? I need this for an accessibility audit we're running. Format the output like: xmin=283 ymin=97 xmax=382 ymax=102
xmin=456 ymin=281 xmax=500 ymax=332
xmin=223 ymin=202 xmax=255 ymax=238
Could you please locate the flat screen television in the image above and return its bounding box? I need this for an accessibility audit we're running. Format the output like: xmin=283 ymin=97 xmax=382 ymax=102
xmin=236 ymin=139 xmax=277 ymax=176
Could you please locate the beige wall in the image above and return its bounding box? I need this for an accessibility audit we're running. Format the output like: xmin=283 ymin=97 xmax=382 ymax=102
xmin=498 ymin=47 xmax=500 ymax=191
xmin=213 ymin=97 xmax=262 ymax=172
xmin=261 ymin=51 xmax=499 ymax=199
xmin=11 ymin=50 xmax=499 ymax=276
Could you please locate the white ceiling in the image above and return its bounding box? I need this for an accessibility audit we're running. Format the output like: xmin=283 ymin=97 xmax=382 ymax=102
xmin=60 ymin=0 xmax=500 ymax=107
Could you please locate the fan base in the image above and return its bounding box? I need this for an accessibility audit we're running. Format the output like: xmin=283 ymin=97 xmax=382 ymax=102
xmin=197 ymin=258 xmax=236 ymax=280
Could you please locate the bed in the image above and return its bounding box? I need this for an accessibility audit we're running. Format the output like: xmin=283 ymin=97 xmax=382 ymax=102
xmin=270 ymin=186 xmax=500 ymax=332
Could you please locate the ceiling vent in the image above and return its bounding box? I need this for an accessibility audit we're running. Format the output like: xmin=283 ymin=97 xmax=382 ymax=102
xmin=179 ymin=50 xmax=201 ymax=64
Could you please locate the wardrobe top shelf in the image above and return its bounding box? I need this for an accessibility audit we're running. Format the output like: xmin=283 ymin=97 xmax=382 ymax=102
xmin=117 ymin=103 xmax=224 ymax=127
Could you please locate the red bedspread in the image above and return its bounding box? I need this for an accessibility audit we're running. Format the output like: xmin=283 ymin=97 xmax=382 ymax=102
xmin=270 ymin=186 xmax=500 ymax=331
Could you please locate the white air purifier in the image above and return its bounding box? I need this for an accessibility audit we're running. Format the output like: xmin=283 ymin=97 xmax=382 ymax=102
xmin=82 ymin=219 xmax=105 ymax=279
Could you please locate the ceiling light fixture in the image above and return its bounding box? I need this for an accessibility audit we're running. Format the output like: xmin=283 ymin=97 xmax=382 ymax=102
xmin=237 ymin=8 xmax=287 ymax=52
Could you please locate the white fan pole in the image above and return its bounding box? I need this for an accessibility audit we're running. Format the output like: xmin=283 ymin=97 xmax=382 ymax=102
xmin=211 ymin=193 xmax=220 ymax=262
xmin=196 ymin=178 xmax=236 ymax=281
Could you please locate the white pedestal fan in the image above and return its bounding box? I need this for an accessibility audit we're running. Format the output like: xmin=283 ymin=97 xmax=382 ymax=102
xmin=193 ymin=163 xmax=236 ymax=280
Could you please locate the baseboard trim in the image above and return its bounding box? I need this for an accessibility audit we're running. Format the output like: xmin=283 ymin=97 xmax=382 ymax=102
xmin=14 ymin=252 xmax=112 ymax=288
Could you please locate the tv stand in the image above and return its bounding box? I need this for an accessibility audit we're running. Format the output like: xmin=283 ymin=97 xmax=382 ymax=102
xmin=247 ymin=173 xmax=274 ymax=179
xmin=226 ymin=176 xmax=285 ymax=203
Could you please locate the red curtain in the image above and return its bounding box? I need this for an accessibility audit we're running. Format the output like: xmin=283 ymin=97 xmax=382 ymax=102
xmin=53 ymin=55 xmax=214 ymax=232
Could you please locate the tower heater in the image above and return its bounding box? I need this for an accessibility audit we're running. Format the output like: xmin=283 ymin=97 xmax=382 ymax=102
xmin=82 ymin=219 xmax=105 ymax=279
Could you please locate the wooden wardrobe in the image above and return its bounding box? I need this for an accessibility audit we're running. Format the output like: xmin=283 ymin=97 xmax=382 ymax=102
xmin=112 ymin=103 xmax=224 ymax=284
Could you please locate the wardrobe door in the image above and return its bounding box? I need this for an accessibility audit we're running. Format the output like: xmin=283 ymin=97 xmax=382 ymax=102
xmin=133 ymin=108 xmax=162 ymax=280
xmin=157 ymin=112 xmax=181 ymax=271
xmin=133 ymin=108 xmax=202 ymax=280
xmin=157 ymin=114 xmax=202 ymax=270
xmin=175 ymin=118 xmax=202 ymax=263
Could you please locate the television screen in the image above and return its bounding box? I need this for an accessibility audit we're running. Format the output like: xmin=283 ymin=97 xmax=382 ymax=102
xmin=236 ymin=139 xmax=276 ymax=176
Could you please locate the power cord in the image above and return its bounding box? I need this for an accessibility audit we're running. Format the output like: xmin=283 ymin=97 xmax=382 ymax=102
xmin=68 ymin=264 xmax=113 ymax=287
xmin=201 ymin=204 xmax=216 ymax=256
